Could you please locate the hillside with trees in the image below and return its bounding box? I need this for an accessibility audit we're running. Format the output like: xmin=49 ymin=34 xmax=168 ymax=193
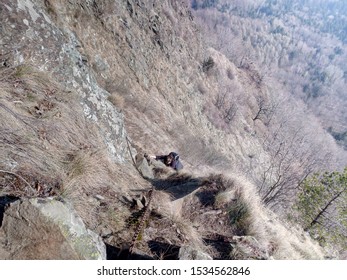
xmin=192 ymin=0 xmax=347 ymax=150
xmin=191 ymin=0 xmax=347 ymax=256
xmin=0 ymin=0 xmax=346 ymax=259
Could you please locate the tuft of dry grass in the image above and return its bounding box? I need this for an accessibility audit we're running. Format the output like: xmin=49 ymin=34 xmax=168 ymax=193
xmin=200 ymin=174 xmax=255 ymax=237
xmin=61 ymin=148 xmax=140 ymax=230
xmin=257 ymin=209 xmax=326 ymax=259
xmin=1 ymin=66 xmax=68 ymax=196
xmin=154 ymin=209 xmax=207 ymax=254
xmin=108 ymin=94 xmax=125 ymax=110
xmin=0 ymin=64 xmax=142 ymax=237
xmin=220 ymin=174 xmax=326 ymax=259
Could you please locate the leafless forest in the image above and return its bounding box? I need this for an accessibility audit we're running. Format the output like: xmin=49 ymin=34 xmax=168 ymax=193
xmin=193 ymin=0 xmax=347 ymax=149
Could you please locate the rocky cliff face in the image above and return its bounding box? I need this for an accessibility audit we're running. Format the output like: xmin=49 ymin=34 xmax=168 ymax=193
xmin=1 ymin=0 xmax=128 ymax=162
xmin=0 ymin=0 xmax=273 ymax=174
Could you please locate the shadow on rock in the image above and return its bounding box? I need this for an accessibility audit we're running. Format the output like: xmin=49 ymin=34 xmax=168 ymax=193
xmin=148 ymin=240 xmax=180 ymax=260
xmin=148 ymin=174 xmax=201 ymax=200
xmin=203 ymin=234 xmax=233 ymax=260
xmin=105 ymin=243 xmax=153 ymax=260
xmin=136 ymin=157 xmax=201 ymax=200
xmin=0 ymin=196 xmax=18 ymax=227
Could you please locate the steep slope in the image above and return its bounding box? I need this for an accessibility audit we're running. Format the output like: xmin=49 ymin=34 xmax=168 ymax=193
xmin=0 ymin=0 xmax=341 ymax=259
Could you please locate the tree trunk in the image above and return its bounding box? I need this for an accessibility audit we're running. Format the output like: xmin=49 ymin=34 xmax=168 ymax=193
xmin=305 ymin=190 xmax=344 ymax=231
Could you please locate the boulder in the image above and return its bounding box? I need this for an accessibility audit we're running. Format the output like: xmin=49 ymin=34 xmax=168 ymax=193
xmin=178 ymin=245 xmax=213 ymax=260
xmin=135 ymin=155 xmax=154 ymax=179
xmin=0 ymin=198 xmax=106 ymax=260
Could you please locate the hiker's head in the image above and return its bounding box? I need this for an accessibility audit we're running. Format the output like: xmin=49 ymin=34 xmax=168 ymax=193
xmin=165 ymin=153 xmax=174 ymax=165
xmin=169 ymin=152 xmax=179 ymax=161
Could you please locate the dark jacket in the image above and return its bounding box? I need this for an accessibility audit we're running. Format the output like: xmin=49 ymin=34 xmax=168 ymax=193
xmin=155 ymin=152 xmax=183 ymax=171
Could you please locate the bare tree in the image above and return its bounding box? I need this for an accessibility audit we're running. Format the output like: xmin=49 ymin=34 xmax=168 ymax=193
xmin=255 ymin=107 xmax=333 ymax=210
xmin=252 ymin=94 xmax=278 ymax=125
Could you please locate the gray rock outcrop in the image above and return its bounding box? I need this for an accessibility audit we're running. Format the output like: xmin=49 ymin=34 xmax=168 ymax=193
xmin=135 ymin=155 xmax=155 ymax=179
xmin=0 ymin=0 xmax=128 ymax=163
xmin=0 ymin=198 xmax=106 ymax=260
xmin=179 ymin=245 xmax=213 ymax=260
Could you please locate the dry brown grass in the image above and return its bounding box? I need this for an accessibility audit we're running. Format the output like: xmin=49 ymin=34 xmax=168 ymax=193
xmin=224 ymin=174 xmax=326 ymax=259
xmin=152 ymin=200 xmax=207 ymax=255
xmin=133 ymin=163 xmax=327 ymax=259
xmin=0 ymin=66 xmax=68 ymax=196
xmin=168 ymin=170 xmax=327 ymax=259
xmin=200 ymin=174 xmax=255 ymax=237
xmin=108 ymin=94 xmax=125 ymax=110
xmin=1 ymin=0 xmax=335 ymax=260
xmin=0 ymin=64 xmax=144 ymax=236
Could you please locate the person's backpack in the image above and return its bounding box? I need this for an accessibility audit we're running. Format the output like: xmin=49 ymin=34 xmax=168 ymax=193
xmin=175 ymin=159 xmax=183 ymax=171
xmin=169 ymin=152 xmax=183 ymax=171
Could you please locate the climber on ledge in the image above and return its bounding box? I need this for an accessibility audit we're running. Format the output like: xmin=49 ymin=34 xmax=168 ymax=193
xmin=145 ymin=152 xmax=183 ymax=171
